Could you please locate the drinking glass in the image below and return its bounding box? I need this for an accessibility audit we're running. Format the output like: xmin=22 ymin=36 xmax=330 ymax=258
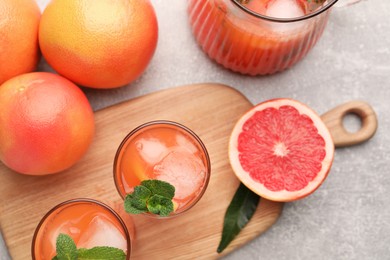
xmin=113 ymin=120 xmax=211 ymax=218
xmin=32 ymin=198 xmax=131 ymax=260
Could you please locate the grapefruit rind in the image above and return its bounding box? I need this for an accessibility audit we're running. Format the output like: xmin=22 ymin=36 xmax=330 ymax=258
xmin=0 ymin=72 xmax=95 ymax=175
xmin=229 ymin=99 xmax=334 ymax=202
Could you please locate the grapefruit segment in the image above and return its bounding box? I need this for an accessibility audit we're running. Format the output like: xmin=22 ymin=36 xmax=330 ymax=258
xmin=229 ymin=99 xmax=334 ymax=202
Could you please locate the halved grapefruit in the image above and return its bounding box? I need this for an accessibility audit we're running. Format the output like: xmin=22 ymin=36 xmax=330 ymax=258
xmin=229 ymin=99 xmax=334 ymax=202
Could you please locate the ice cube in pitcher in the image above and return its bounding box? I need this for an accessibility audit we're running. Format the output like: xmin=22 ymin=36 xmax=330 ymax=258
xmin=266 ymin=0 xmax=305 ymax=18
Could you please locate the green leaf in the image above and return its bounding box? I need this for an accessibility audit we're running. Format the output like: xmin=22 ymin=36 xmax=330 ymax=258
xmin=78 ymin=246 xmax=126 ymax=260
xmin=132 ymin=185 xmax=152 ymax=200
xmin=217 ymin=183 xmax=260 ymax=253
xmin=124 ymin=194 xmax=148 ymax=214
xmin=124 ymin=179 xmax=176 ymax=216
xmin=53 ymin=234 xmax=126 ymax=260
xmin=147 ymin=194 xmax=174 ymax=217
xmin=56 ymin=233 xmax=77 ymax=260
xmin=129 ymin=185 xmax=152 ymax=211
xmin=141 ymin=179 xmax=175 ymax=199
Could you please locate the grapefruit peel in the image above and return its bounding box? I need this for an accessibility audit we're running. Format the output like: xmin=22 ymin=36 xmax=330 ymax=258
xmin=229 ymin=98 xmax=334 ymax=202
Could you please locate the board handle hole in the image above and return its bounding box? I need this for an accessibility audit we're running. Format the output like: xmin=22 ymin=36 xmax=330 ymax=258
xmin=342 ymin=112 xmax=363 ymax=134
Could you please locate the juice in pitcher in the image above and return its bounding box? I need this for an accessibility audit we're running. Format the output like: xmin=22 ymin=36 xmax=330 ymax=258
xmin=114 ymin=121 xmax=211 ymax=217
xmin=188 ymin=0 xmax=338 ymax=75
xmin=32 ymin=199 xmax=131 ymax=260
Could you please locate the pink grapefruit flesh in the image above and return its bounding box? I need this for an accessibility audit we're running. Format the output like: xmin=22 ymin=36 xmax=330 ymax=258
xmin=229 ymin=99 xmax=334 ymax=202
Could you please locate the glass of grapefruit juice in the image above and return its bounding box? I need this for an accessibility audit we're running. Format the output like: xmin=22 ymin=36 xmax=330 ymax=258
xmin=32 ymin=198 xmax=131 ymax=259
xmin=188 ymin=0 xmax=338 ymax=75
xmin=114 ymin=120 xmax=211 ymax=218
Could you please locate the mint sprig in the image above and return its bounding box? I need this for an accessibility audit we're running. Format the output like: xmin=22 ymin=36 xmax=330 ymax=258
xmin=77 ymin=247 xmax=126 ymax=259
xmin=124 ymin=180 xmax=175 ymax=217
xmin=52 ymin=233 xmax=126 ymax=260
xmin=54 ymin=233 xmax=77 ymax=260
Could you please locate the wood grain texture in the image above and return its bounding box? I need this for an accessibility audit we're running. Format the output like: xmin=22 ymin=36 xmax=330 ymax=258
xmin=0 ymin=83 xmax=283 ymax=259
xmin=321 ymin=100 xmax=378 ymax=147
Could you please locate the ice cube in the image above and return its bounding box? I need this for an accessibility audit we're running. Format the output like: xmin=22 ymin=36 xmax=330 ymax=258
xmin=263 ymin=0 xmax=308 ymax=33
xmin=266 ymin=0 xmax=305 ymax=18
xmin=175 ymin=133 xmax=198 ymax=154
xmin=48 ymin=222 xmax=81 ymax=252
xmin=153 ymin=148 xmax=206 ymax=200
xmin=136 ymin=138 xmax=168 ymax=165
xmin=77 ymin=214 xmax=127 ymax=251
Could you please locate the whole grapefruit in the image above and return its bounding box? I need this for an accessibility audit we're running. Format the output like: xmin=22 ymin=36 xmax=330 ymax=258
xmin=0 ymin=0 xmax=41 ymax=85
xmin=39 ymin=0 xmax=158 ymax=89
xmin=0 ymin=72 xmax=95 ymax=175
xmin=229 ymin=99 xmax=334 ymax=202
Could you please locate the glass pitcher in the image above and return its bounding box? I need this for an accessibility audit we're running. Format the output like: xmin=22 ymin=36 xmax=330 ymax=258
xmin=188 ymin=0 xmax=340 ymax=75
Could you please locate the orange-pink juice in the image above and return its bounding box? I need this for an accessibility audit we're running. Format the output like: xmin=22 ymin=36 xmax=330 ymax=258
xmin=32 ymin=199 xmax=131 ymax=260
xmin=188 ymin=0 xmax=335 ymax=75
xmin=114 ymin=121 xmax=210 ymax=216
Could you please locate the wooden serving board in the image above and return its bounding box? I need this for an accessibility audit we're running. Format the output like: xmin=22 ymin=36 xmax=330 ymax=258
xmin=0 ymin=83 xmax=283 ymax=259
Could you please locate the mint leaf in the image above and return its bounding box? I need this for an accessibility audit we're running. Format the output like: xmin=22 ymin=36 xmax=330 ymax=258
xmin=130 ymin=185 xmax=152 ymax=210
xmin=78 ymin=246 xmax=126 ymax=260
xmin=141 ymin=180 xmax=175 ymax=199
xmin=147 ymin=194 xmax=174 ymax=217
xmin=124 ymin=194 xmax=148 ymax=214
xmin=132 ymin=185 xmax=152 ymax=200
xmin=124 ymin=180 xmax=176 ymax=216
xmin=56 ymin=233 xmax=77 ymax=260
xmin=54 ymin=234 xmax=126 ymax=260
xmin=217 ymin=183 xmax=260 ymax=253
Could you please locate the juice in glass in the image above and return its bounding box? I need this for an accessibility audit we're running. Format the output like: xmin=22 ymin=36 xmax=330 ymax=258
xmin=32 ymin=199 xmax=131 ymax=259
xmin=188 ymin=0 xmax=338 ymax=75
xmin=114 ymin=121 xmax=211 ymax=217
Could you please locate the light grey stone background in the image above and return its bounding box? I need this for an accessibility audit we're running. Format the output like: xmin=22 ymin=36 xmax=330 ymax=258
xmin=1 ymin=0 xmax=389 ymax=259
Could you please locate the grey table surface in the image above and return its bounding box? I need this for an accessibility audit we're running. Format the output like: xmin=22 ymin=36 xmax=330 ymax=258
xmin=1 ymin=0 xmax=389 ymax=259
